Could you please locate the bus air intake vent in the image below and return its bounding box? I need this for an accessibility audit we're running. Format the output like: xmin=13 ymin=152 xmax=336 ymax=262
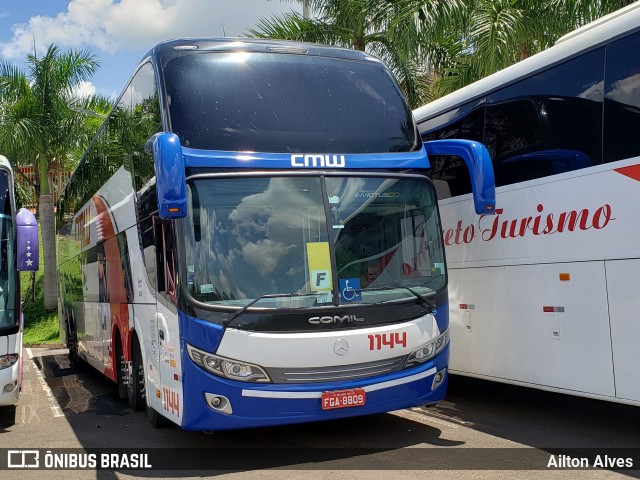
xmin=266 ymin=357 xmax=407 ymax=384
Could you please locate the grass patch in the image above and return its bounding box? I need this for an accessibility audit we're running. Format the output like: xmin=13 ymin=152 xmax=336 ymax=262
xmin=20 ymin=231 xmax=61 ymax=345
xmin=21 ymin=272 xmax=60 ymax=345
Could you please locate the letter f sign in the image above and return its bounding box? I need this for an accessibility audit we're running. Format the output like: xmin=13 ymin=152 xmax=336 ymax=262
xmin=311 ymin=269 xmax=331 ymax=291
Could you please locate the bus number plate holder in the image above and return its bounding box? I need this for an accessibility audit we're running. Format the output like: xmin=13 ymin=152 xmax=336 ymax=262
xmin=321 ymin=388 xmax=366 ymax=410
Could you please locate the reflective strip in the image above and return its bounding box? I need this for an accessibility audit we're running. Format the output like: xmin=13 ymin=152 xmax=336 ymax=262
xmin=241 ymin=367 xmax=437 ymax=399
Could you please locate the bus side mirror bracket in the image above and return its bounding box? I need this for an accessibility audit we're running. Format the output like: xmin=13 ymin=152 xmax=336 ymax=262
xmin=16 ymin=208 xmax=39 ymax=272
xmin=424 ymin=139 xmax=496 ymax=215
xmin=151 ymin=132 xmax=187 ymax=219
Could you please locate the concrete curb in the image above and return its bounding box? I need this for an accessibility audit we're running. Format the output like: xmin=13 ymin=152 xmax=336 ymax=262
xmin=23 ymin=343 xmax=65 ymax=349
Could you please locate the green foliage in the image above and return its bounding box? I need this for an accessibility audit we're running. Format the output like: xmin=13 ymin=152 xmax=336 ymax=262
xmin=0 ymin=43 xmax=104 ymax=312
xmin=430 ymin=0 xmax=639 ymax=95
xmin=20 ymin=232 xmax=60 ymax=345
xmin=254 ymin=0 xmax=639 ymax=103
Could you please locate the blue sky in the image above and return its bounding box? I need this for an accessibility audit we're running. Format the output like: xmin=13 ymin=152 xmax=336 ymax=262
xmin=0 ymin=0 xmax=302 ymax=99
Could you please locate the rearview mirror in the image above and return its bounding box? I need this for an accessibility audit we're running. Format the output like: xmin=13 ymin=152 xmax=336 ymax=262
xmin=424 ymin=139 xmax=496 ymax=215
xmin=150 ymin=132 xmax=187 ymax=219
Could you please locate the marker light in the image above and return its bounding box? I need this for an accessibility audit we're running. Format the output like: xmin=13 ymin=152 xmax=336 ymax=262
xmin=187 ymin=344 xmax=271 ymax=383
xmin=405 ymin=330 xmax=449 ymax=368
xmin=0 ymin=354 xmax=18 ymax=370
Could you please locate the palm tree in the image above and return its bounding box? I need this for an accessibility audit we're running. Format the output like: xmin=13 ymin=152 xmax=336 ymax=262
xmin=0 ymin=44 xmax=99 ymax=310
xmin=270 ymin=0 xmax=312 ymax=18
xmin=250 ymin=0 xmax=465 ymax=108
xmin=433 ymin=0 xmax=637 ymax=96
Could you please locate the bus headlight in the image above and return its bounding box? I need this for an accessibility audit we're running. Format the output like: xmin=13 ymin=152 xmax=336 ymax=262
xmin=405 ymin=330 xmax=449 ymax=368
xmin=0 ymin=354 xmax=18 ymax=370
xmin=187 ymin=344 xmax=271 ymax=383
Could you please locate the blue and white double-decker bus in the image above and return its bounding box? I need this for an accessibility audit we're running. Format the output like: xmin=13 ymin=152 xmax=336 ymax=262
xmin=56 ymin=38 xmax=494 ymax=430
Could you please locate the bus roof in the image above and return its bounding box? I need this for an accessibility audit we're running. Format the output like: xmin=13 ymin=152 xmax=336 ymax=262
xmin=555 ymin=1 xmax=640 ymax=44
xmin=413 ymin=2 xmax=640 ymax=122
xmin=0 ymin=156 xmax=12 ymax=171
xmin=143 ymin=37 xmax=377 ymax=66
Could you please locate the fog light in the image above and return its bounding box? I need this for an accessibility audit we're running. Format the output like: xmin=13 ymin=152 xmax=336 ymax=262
xmin=205 ymin=393 xmax=233 ymax=415
xmin=431 ymin=368 xmax=447 ymax=390
xmin=3 ymin=382 xmax=15 ymax=393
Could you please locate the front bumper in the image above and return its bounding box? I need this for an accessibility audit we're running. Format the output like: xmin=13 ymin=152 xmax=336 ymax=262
xmin=180 ymin=345 xmax=449 ymax=430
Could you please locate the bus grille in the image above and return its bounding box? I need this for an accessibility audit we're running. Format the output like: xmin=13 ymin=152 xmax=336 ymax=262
xmin=266 ymin=356 xmax=407 ymax=384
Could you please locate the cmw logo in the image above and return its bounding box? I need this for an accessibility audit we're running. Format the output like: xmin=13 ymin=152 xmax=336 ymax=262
xmin=290 ymin=154 xmax=346 ymax=168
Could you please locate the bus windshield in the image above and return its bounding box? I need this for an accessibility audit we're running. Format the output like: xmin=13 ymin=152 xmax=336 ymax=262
xmin=183 ymin=176 xmax=445 ymax=309
xmin=163 ymin=52 xmax=419 ymax=153
xmin=0 ymin=170 xmax=16 ymax=330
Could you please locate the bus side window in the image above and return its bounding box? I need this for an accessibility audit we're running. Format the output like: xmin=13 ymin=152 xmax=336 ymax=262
xmin=486 ymin=47 xmax=604 ymax=185
xmin=154 ymin=217 xmax=165 ymax=294
xmin=162 ymin=221 xmax=177 ymax=305
xmin=604 ymin=30 xmax=640 ymax=163
xmin=429 ymin=155 xmax=472 ymax=198
xmin=420 ymin=100 xmax=484 ymax=199
xmin=140 ymin=215 xmax=158 ymax=292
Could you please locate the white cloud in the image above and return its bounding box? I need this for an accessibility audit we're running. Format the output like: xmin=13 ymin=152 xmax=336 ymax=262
xmin=72 ymin=80 xmax=97 ymax=99
xmin=0 ymin=0 xmax=299 ymax=59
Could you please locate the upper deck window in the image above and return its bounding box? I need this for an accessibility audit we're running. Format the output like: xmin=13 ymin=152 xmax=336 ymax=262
xmin=163 ymin=52 xmax=418 ymax=153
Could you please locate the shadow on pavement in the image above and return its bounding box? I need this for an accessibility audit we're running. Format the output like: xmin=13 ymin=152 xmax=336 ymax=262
xmin=430 ymin=375 xmax=640 ymax=449
xmin=32 ymin=350 xmax=468 ymax=476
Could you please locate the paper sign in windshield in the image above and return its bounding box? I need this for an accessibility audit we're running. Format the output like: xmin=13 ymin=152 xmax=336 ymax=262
xmin=306 ymin=242 xmax=332 ymax=291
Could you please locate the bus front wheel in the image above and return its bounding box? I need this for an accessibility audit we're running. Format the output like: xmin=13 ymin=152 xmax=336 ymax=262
xmin=127 ymin=339 xmax=145 ymax=411
xmin=66 ymin=318 xmax=78 ymax=364
xmin=147 ymin=405 xmax=169 ymax=428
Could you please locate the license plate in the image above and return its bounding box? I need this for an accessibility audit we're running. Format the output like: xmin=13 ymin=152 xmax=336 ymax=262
xmin=321 ymin=388 xmax=366 ymax=410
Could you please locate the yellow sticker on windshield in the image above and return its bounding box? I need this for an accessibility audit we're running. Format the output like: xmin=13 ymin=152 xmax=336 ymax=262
xmin=306 ymin=242 xmax=332 ymax=291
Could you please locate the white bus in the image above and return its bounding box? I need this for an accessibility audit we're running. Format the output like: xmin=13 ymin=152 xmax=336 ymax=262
xmin=414 ymin=2 xmax=640 ymax=406
xmin=0 ymin=156 xmax=39 ymax=415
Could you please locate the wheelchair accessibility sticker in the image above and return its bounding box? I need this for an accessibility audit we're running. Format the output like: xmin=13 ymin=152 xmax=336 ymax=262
xmin=339 ymin=278 xmax=361 ymax=303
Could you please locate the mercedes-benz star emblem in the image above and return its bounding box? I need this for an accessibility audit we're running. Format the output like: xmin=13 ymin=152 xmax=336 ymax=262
xmin=333 ymin=339 xmax=349 ymax=356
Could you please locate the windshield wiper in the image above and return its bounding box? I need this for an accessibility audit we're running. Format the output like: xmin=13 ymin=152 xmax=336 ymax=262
xmin=361 ymin=285 xmax=436 ymax=312
xmin=223 ymin=292 xmax=323 ymax=328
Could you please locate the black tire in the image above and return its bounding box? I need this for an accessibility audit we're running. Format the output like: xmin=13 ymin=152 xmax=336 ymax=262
xmin=127 ymin=338 xmax=146 ymax=411
xmin=115 ymin=335 xmax=128 ymax=401
xmin=147 ymin=405 xmax=169 ymax=428
xmin=66 ymin=317 xmax=78 ymax=364
xmin=0 ymin=405 xmax=17 ymax=427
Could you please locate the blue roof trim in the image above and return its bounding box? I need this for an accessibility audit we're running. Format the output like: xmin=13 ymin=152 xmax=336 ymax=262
xmin=182 ymin=146 xmax=430 ymax=170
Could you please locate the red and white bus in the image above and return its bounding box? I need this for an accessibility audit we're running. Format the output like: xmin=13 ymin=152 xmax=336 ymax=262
xmin=414 ymin=2 xmax=640 ymax=406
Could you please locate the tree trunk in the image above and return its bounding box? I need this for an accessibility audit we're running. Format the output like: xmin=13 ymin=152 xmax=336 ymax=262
xmin=519 ymin=44 xmax=532 ymax=61
xmin=40 ymin=194 xmax=57 ymax=311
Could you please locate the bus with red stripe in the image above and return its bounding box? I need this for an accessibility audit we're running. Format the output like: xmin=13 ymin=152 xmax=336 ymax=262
xmin=56 ymin=38 xmax=495 ymax=430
